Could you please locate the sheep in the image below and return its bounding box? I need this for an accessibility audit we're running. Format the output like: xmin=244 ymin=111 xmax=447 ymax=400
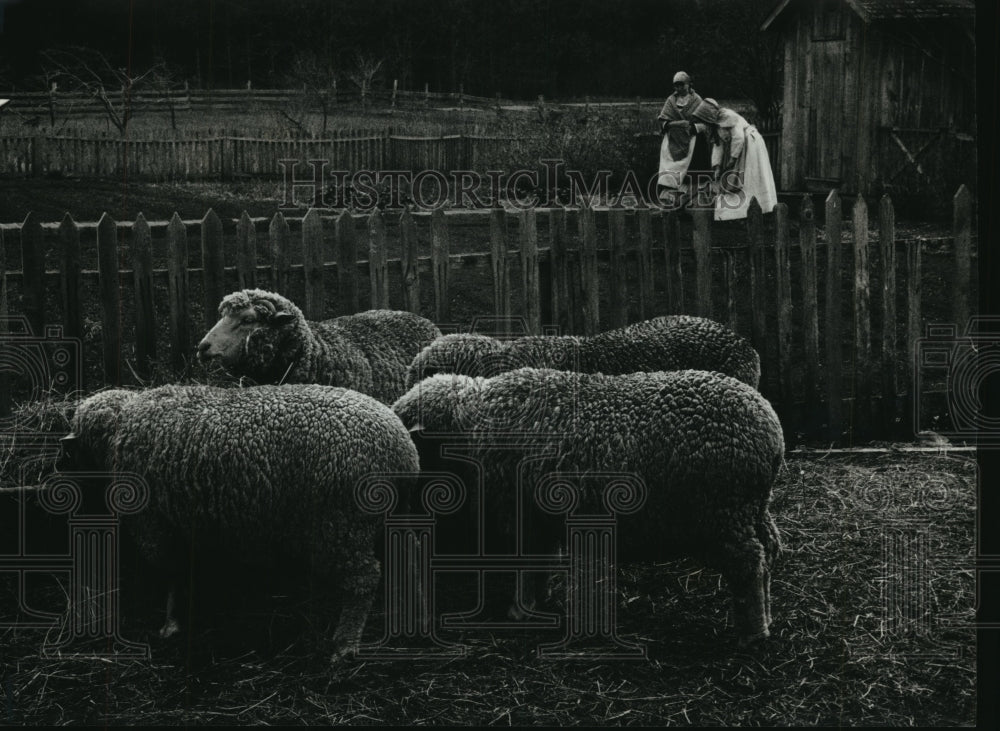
xmin=406 ymin=315 xmax=761 ymax=390
xmin=393 ymin=367 xmax=784 ymax=645
xmin=59 ymin=383 xmax=420 ymax=662
xmin=197 ymin=289 xmax=442 ymax=404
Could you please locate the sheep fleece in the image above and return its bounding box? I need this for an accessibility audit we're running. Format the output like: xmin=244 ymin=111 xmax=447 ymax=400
xmin=70 ymin=384 xmax=419 ymax=652
xmin=406 ymin=315 xmax=761 ymax=389
xmin=394 ymin=368 xmax=784 ymax=640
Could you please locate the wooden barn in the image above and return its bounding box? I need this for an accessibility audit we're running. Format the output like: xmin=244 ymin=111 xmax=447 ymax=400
xmin=761 ymin=0 xmax=976 ymax=199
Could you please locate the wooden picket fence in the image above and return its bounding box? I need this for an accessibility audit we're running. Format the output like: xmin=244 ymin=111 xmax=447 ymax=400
xmin=0 ymin=130 xmax=520 ymax=180
xmin=0 ymin=186 xmax=976 ymax=444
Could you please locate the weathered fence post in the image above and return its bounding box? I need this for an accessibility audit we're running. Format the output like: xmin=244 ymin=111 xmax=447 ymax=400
xmin=799 ymin=195 xmax=820 ymax=429
xmin=723 ymin=251 xmax=737 ymax=332
xmin=663 ymin=211 xmax=683 ymax=314
xmin=852 ymin=196 xmax=872 ymax=442
xmin=336 ymin=210 xmax=359 ymax=315
xmin=490 ymin=205 xmax=511 ymax=331
xmin=236 ymin=211 xmax=257 ymax=290
xmin=20 ymin=212 xmax=45 ymax=337
xmin=97 ymin=213 xmax=121 ymax=385
xmin=201 ymin=209 xmax=225 ymax=330
xmin=167 ymin=213 xmax=189 ymax=372
xmin=369 ymin=210 xmax=389 ymax=309
xmin=905 ymin=239 xmax=922 ymax=438
xmin=825 ymin=190 xmax=844 ymax=441
xmin=774 ymin=202 xmax=793 ymax=417
xmin=953 ymin=184 xmax=972 ymax=330
xmin=521 ymin=208 xmax=541 ymax=335
xmin=400 ymin=207 xmax=421 ymax=315
xmin=431 ymin=208 xmax=450 ymax=322
xmin=58 ymin=214 xmax=83 ymax=387
xmin=579 ymin=201 xmax=599 ymax=334
xmin=692 ymin=206 xmax=712 ymax=319
xmin=550 ymin=207 xmax=572 ymax=334
xmin=302 ymin=208 xmax=326 ymax=320
xmin=609 ymin=206 xmax=629 ymax=328
xmin=0 ymin=229 xmax=7 ymax=419
xmin=879 ymin=195 xmax=898 ymax=436
xmin=637 ymin=208 xmax=654 ymax=321
xmin=132 ymin=213 xmax=156 ymax=379
xmin=269 ymin=211 xmax=292 ymax=294
xmin=747 ymin=198 xmax=767 ymax=385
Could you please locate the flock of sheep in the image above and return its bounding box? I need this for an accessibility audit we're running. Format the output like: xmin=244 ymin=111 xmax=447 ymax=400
xmin=59 ymin=288 xmax=785 ymax=662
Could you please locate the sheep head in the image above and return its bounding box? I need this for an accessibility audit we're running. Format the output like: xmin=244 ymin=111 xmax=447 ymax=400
xmin=197 ymin=290 xmax=302 ymax=379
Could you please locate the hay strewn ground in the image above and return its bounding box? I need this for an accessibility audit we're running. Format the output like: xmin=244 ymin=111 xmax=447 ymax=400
xmin=0 ymin=398 xmax=977 ymax=725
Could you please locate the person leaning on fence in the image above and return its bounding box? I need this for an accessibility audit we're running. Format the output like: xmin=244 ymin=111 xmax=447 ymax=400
xmin=705 ymin=100 xmax=778 ymax=221
xmin=656 ymin=71 xmax=717 ymax=209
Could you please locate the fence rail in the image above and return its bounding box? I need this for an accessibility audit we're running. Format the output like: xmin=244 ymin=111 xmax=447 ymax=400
xmin=0 ymin=187 xmax=977 ymax=445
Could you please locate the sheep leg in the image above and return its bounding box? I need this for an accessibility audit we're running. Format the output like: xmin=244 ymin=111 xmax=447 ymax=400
xmin=158 ymin=586 xmax=181 ymax=639
xmin=329 ymin=557 xmax=380 ymax=664
xmin=711 ymin=529 xmax=769 ymax=645
xmin=755 ymin=510 xmax=782 ymax=630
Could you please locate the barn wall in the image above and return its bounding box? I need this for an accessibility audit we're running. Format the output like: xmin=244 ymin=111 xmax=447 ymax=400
xmin=772 ymin=0 xmax=975 ymax=196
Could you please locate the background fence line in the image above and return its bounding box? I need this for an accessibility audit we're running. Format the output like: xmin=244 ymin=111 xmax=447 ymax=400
xmin=0 ymin=186 xmax=976 ymax=445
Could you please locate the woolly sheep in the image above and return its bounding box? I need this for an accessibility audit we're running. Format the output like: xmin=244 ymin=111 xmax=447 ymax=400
xmin=406 ymin=315 xmax=761 ymax=390
xmin=198 ymin=288 xmax=442 ymax=404
xmin=393 ymin=368 xmax=784 ymax=645
xmin=60 ymin=384 xmax=420 ymax=661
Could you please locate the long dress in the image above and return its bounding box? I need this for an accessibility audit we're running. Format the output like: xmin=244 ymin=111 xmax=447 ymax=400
xmin=656 ymin=90 xmax=710 ymax=194
xmin=711 ymin=108 xmax=778 ymax=221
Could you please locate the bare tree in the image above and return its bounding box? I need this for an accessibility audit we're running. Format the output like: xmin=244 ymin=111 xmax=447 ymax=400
xmin=146 ymin=58 xmax=184 ymax=132
xmin=40 ymin=46 xmax=165 ymax=136
xmin=346 ymin=52 xmax=384 ymax=110
xmin=282 ymin=50 xmax=339 ymax=138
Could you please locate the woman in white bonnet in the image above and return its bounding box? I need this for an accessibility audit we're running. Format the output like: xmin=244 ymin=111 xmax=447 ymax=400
xmin=656 ymin=71 xmax=716 ymax=207
xmin=704 ymin=99 xmax=778 ymax=221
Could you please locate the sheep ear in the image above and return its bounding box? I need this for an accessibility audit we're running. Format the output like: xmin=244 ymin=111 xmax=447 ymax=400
xmin=59 ymin=433 xmax=78 ymax=463
xmin=269 ymin=311 xmax=295 ymax=327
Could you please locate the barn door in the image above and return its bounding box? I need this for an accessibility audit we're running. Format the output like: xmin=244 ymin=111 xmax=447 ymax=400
xmin=806 ymin=40 xmax=846 ymax=186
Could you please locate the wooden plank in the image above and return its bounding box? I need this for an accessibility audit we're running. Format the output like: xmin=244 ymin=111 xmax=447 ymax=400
xmin=335 ymin=209 xmax=359 ymax=315
xmin=236 ymin=210 xmax=257 ymax=290
xmin=201 ymin=208 xmax=226 ymax=329
xmin=852 ymin=196 xmax=872 ymax=441
xmin=19 ymin=212 xmax=45 ymax=336
xmin=579 ymin=202 xmax=600 ymax=334
xmin=879 ymin=194 xmax=898 ymax=437
xmin=723 ymin=251 xmax=737 ymax=332
xmin=774 ymin=202 xmax=793 ymax=415
xmin=96 ymin=213 xmax=121 ymax=385
xmin=302 ymin=207 xmax=326 ymax=319
xmin=637 ymin=208 xmax=653 ymax=321
xmin=825 ymin=189 xmax=843 ymax=441
xmin=608 ymin=207 xmax=629 ymax=328
xmin=663 ymin=211 xmax=683 ymax=315
xmin=368 ymin=209 xmax=389 ymax=309
xmin=747 ymin=198 xmax=767 ymax=386
xmin=521 ymin=208 xmax=541 ymax=335
xmin=132 ymin=213 xmax=157 ymax=379
xmin=799 ymin=194 xmax=820 ymax=424
xmin=549 ymin=207 xmax=572 ymax=334
xmin=57 ymin=214 xmax=82 ymax=387
xmin=692 ymin=207 xmax=712 ymax=319
xmin=400 ymin=207 xmax=421 ymax=315
xmin=906 ymin=238 xmax=922 ymax=438
xmin=952 ymin=184 xmax=972 ymax=330
xmin=489 ymin=206 xmax=511 ymax=331
xmin=269 ymin=211 xmax=292 ymax=294
xmin=0 ymin=228 xmax=7 ymax=417
xmin=166 ymin=213 xmax=189 ymax=372
xmin=431 ymin=207 xmax=450 ymax=322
